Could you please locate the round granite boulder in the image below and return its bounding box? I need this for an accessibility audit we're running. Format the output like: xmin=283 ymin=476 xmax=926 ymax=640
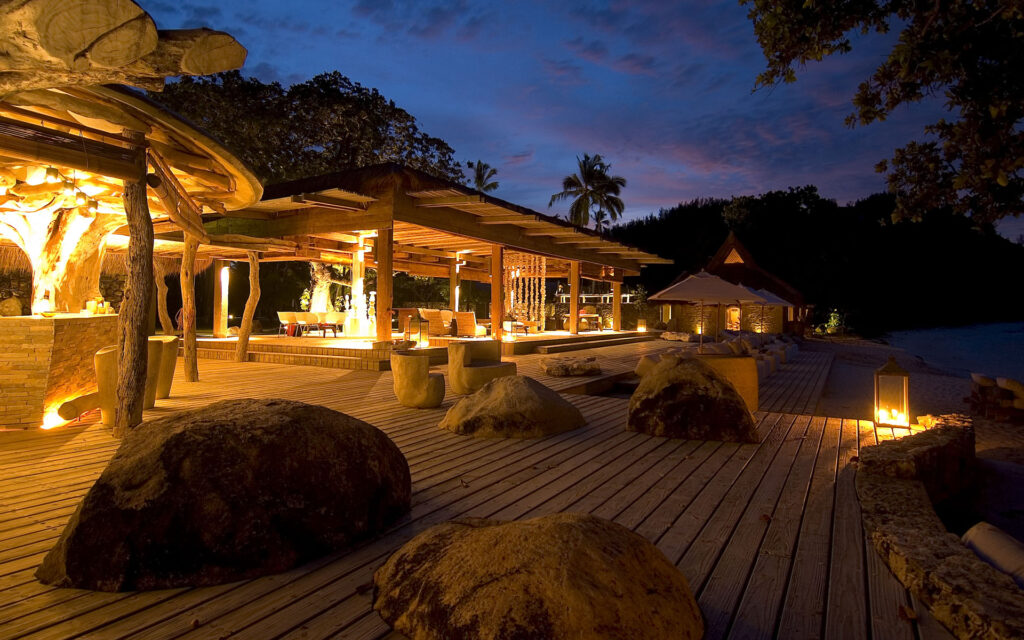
xmin=439 ymin=375 xmax=585 ymax=438
xmin=628 ymin=356 xmax=757 ymax=442
xmin=540 ymin=355 xmax=602 ymax=377
xmin=36 ymin=398 xmax=410 ymax=591
xmin=0 ymin=296 xmax=23 ymax=316
xmin=373 ymin=512 xmax=703 ymax=640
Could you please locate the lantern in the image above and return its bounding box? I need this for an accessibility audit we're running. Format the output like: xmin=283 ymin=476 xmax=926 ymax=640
xmin=875 ymin=356 xmax=910 ymax=426
xmin=404 ymin=314 xmax=424 ymax=347
xmin=637 ymin=317 xmax=647 ymax=332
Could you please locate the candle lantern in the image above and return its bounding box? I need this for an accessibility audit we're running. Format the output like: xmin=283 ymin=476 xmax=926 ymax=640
xmin=637 ymin=317 xmax=647 ymax=332
xmin=875 ymin=356 xmax=910 ymax=426
xmin=404 ymin=314 xmax=424 ymax=347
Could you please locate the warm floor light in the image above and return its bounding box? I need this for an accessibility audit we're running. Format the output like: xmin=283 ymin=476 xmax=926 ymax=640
xmin=876 ymin=408 xmax=910 ymax=427
xmin=41 ymin=411 xmax=68 ymax=430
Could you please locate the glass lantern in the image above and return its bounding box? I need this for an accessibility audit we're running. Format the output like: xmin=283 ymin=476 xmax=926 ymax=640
xmin=637 ymin=317 xmax=647 ymax=332
xmin=404 ymin=314 xmax=423 ymax=347
xmin=875 ymin=356 xmax=910 ymax=426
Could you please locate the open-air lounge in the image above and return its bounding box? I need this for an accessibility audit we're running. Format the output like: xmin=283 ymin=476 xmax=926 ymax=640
xmin=0 ymin=2 xmax=1016 ymax=640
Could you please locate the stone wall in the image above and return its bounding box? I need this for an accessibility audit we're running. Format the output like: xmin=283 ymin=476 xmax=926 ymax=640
xmin=0 ymin=314 xmax=118 ymax=428
xmin=857 ymin=415 xmax=1024 ymax=639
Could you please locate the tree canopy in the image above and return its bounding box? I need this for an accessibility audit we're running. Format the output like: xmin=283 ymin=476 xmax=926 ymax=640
xmin=612 ymin=186 xmax=1024 ymax=335
xmin=149 ymin=70 xmax=462 ymax=183
xmin=743 ymin=1 xmax=1024 ymax=224
xmin=466 ymin=160 xmax=499 ymax=192
xmin=549 ymin=153 xmax=627 ymax=227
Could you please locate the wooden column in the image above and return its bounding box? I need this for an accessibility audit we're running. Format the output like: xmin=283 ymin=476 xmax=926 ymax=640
xmin=235 ymin=251 xmax=260 ymax=362
xmin=155 ymin=272 xmax=174 ymax=335
xmin=113 ymin=135 xmax=153 ymax=437
xmin=449 ymin=258 xmax=460 ymax=312
xmin=180 ymin=234 xmax=200 ymax=381
xmin=490 ymin=245 xmax=503 ymax=341
xmin=375 ymin=227 xmax=393 ymax=343
xmin=212 ymin=259 xmax=229 ymax=338
xmin=612 ymin=281 xmax=622 ymax=331
xmin=568 ymin=260 xmax=580 ymax=335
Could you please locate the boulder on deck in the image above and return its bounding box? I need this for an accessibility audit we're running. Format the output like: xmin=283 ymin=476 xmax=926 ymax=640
xmin=628 ymin=356 xmax=757 ymax=442
xmin=373 ymin=512 xmax=704 ymax=640
xmin=36 ymin=398 xmax=411 ymax=591
xmin=440 ymin=375 xmax=585 ymax=438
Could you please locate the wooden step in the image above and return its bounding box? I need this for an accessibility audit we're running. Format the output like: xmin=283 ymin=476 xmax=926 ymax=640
xmin=193 ymin=348 xmax=388 ymax=371
xmin=535 ymin=335 xmax=657 ymax=354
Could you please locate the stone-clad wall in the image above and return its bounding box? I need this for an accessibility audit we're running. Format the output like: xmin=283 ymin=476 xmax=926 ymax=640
xmin=0 ymin=314 xmax=118 ymax=428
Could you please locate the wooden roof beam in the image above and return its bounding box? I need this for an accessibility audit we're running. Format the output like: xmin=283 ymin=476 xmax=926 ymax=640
xmin=412 ymin=194 xmax=483 ymax=207
xmin=394 ymin=203 xmax=642 ymax=272
xmin=291 ymin=193 xmax=368 ymax=212
xmin=478 ymin=214 xmax=537 ymax=225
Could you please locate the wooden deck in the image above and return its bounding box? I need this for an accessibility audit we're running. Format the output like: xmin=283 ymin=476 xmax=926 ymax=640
xmin=0 ymin=342 xmax=951 ymax=639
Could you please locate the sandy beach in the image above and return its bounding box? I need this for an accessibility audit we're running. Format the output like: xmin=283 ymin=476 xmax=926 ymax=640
xmin=809 ymin=335 xmax=1024 ymax=539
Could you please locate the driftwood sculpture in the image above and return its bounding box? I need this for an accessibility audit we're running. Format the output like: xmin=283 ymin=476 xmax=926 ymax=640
xmin=0 ymin=0 xmax=246 ymax=96
xmin=0 ymin=0 xmax=259 ymax=429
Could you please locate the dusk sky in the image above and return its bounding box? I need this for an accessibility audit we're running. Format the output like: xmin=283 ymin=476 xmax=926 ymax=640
xmin=146 ymin=1 xmax=1021 ymax=239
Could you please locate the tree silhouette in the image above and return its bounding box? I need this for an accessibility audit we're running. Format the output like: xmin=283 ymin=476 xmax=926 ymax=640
xmin=465 ymin=160 xmax=499 ymax=192
xmin=548 ymin=153 xmax=626 ymax=227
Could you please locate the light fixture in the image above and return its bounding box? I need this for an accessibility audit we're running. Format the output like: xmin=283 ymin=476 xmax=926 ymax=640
xmin=87 ymin=198 xmax=98 ymax=214
xmin=75 ymin=191 xmax=87 ymax=207
xmin=62 ymin=181 xmax=74 ymax=197
xmin=875 ymin=356 xmax=910 ymax=427
xmin=44 ymin=167 xmax=60 ymax=183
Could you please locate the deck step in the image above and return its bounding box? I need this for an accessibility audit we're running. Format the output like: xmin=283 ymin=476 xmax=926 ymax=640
xmin=535 ymin=335 xmax=657 ymax=354
xmin=192 ymin=348 xmax=388 ymax=371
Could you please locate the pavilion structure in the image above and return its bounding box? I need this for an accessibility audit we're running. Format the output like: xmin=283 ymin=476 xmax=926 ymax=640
xmin=0 ymin=0 xmax=260 ymax=430
xmin=179 ymin=164 xmax=672 ymax=345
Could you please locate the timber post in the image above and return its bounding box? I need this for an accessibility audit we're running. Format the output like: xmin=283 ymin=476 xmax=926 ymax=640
xmin=612 ymin=280 xmax=622 ymax=331
xmin=568 ymin=260 xmax=580 ymax=335
xmin=375 ymin=227 xmax=394 ymax=343
xmin=180 ymin=233 xmax=199 ymax=381
xmin=212 ymin=259 xmax=229 ymax=338
xmin=113 ymin=130 xmax=153 ymax=437
xmin=490 ymin=245 xmax=503 ymax=341
xmin=235 ymin=251 xmax=260 ymax=362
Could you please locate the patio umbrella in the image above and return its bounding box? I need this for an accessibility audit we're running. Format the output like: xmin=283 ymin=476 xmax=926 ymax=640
xmin=749 ymin=287 xmax=793 ymax=334
xmin=649 ymin=271 xmax=766 ymax=350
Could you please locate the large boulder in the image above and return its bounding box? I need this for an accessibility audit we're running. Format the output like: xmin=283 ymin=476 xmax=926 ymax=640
xmin=540 ymin=355 xmax=601 ymax=376
xmin=36 ymin=398 xmax=410 ymax=591
xmin=628 ymin=356 xmax=757 ymax=442
xmin=0 ymin=296 xmax=23 ymax=316
xmin=440 ymin=375 xmax=585 ymax=438
xmin=373 ymin=513 xmax=703 ymax=640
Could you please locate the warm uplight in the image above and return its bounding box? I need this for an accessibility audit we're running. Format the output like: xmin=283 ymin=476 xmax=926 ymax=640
xmin=637 ymin=318 xmax=647 ymax=332
xmin=220 ymin=265 xmax=230 ymax=288
xmin=876 ymin=408 xmax=909 ymax=427
xmin=41 ymin=411 xmax=68 ymax=430
xmin=502 ymin=332 xmax=517 ymax=342
xmin=419 ymin=337 xmax=430 ymax=348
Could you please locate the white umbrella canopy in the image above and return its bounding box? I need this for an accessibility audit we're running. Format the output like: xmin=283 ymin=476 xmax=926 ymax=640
xmin=756 ymin=288 xmax=794 ymax=307
xmin=649 ymin=271 xmax=767 ymax=348
xmin=649 ymin=271 xmax=768 ymax=304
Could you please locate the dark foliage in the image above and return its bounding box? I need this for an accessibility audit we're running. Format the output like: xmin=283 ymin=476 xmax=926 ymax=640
xmin=149 ymin=71 xmax=462 ymax=184
xmin=612 ymin=187 xmax=1024 ymax=336
xmin=744 ymin=1 xmax=1024 ymax=224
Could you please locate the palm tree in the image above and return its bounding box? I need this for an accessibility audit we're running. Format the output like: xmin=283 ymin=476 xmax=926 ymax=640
xmin=592 ymin=209 xmax=608 ymax=234
xmin=548 ymin=153 xmax=626 ymax=227
xmin=466 ymin=160 xmax=499 ymax=193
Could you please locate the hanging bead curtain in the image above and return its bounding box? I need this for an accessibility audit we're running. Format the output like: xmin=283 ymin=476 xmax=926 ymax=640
xmin=503 ymin=251 xmax=546 ymax=324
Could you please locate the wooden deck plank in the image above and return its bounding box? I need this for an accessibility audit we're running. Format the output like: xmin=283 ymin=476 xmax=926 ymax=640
xmin=727 ymin=415 xmax=828 ymax=640
xmin=0 ymin=339 xmax=909 ymax=640
xmin=823 ymin=418 xmax=869 ymax=640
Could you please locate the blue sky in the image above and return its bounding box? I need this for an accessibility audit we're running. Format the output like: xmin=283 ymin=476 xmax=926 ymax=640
xmin=145 ymin=1 xmax=1023 ymax=239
